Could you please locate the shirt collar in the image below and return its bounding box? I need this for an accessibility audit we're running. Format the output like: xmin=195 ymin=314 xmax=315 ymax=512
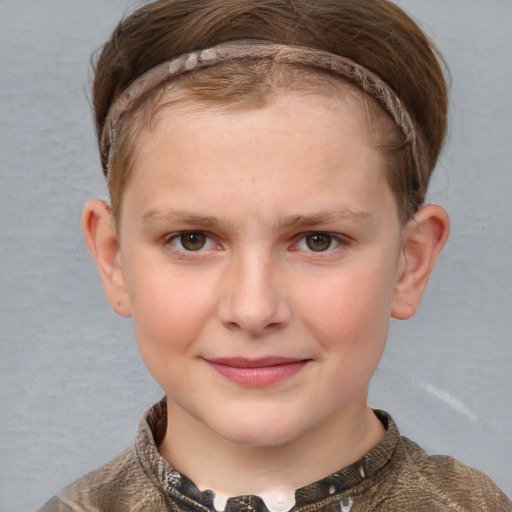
xmin=135 ymin=398 xmax=401 ymax=511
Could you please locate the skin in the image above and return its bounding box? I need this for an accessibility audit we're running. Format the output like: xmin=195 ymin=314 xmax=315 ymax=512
xmin=83 ymin=91 xmax=449 ymax=502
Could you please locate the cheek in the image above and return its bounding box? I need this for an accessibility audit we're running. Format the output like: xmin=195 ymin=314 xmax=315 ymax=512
xmin=127 ymin=269 xmax=217 ymax=356
xmin=296 ymin=263 xmax=397 ymax=347
xmin=129 ymin=273 xmax=218 ymax=395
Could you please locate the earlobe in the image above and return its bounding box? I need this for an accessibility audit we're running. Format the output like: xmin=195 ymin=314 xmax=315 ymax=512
xmin=82 ymin=199 xmax=132 ymax=317
xmin=391 ymin=204 xmax=450 ymax=320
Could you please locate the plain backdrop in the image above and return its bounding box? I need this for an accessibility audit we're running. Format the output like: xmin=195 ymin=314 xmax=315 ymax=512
xmin=1 ymin=1 xmax=511 ymax=510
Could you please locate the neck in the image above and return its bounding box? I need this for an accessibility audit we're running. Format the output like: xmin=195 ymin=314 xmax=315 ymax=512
xmin=158 ymin=395 xmax=385 ymax=504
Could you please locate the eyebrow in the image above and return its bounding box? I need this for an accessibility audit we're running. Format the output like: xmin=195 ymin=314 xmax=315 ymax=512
xmin=276 ymin=208 xmax=371 ymax=229
xmin=141 ymin=209 xmax=220 ymax=227
xmin=140 ymin=207 xmax=371 ymax=229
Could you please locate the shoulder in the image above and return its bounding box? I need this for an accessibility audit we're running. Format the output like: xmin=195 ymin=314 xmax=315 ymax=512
xmin=36 ymin=447 xmax=166 ymax=512
xmin=369 ymin=436 xmax=512 ymax=511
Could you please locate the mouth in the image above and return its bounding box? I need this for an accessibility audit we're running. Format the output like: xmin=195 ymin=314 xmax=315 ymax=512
xmin=204 ymin=357 xmax=310 ymax=387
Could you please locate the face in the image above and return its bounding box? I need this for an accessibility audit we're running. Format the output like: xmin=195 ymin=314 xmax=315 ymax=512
xmin=117 ymin=91 xmax=406 ymax=448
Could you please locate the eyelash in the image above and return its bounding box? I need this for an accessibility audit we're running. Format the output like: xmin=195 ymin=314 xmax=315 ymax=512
xmin=292 ymin=232 xmax=348 ymax=253
xmin=162 ymin=230 xmax=349 ymax=255
xmin=163 ymin=231 xmax=220 ymax=253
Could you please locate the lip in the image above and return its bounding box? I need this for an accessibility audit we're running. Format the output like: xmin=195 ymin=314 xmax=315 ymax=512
xmin=204 ymin=357 xmax=310 ymax=387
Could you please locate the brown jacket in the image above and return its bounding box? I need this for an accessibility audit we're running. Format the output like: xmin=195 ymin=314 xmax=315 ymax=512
xmin=38 ymin=399 xmax=512 ymax=512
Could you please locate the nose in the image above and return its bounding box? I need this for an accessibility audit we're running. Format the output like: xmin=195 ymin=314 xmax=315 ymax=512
xmin=218 ymin=251 xmax=292 ymax=335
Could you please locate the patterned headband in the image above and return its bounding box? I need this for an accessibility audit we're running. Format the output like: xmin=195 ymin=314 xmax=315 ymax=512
xmin=101 ymin=39 xmax=419 ymax=178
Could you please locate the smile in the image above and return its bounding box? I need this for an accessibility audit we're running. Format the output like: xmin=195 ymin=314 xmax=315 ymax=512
xmin=204 ymin=357 xmax=310 ymax=387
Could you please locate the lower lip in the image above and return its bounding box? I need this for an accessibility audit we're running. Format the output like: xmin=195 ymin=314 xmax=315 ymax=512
xmin=206 ymin=361 xmax=308 ymax=387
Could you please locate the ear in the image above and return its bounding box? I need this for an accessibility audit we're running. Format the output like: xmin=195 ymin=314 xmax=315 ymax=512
xmin=392 ymin=204 xmax=450 ymax=320
xmin=82 ymin=199 xmax=132 ymax=317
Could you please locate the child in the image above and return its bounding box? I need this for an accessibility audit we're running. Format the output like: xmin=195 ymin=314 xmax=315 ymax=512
xmin=38 ymin=0 xmax=511 ymax=510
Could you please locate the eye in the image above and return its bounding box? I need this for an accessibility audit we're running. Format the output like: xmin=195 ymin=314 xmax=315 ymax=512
xmin=167 ymin=231 xmax=217 ymax=252
xmin=295 ymin=232 xmax=344 ymax=253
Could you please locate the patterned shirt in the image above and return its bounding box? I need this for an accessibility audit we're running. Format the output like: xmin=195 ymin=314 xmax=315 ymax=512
xmin=38 ymin=399 xmax=512 ymax=512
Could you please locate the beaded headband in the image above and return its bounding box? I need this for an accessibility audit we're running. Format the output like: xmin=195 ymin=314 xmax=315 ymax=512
xmin=101 ymin=39 xmax=419 ymax=179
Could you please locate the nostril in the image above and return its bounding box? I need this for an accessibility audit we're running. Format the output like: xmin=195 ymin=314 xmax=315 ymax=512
xmin=224 ymin=320 xmax=242 ymax=331
xmin=222 ymin=319 xmax=285 ymax=335
xmin=264 ymin=322 xmax=285 ymax=332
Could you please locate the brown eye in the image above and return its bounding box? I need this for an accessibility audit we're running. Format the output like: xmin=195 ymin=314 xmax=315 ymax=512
xmin=180 ymin=232 xmax=208 ymax=251
xmin=305 ymin=233 xmax=333 ymax=252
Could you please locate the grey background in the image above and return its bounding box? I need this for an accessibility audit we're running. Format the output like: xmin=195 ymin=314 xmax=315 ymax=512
xmin=1 ymin=1 xmax=511 ymax=510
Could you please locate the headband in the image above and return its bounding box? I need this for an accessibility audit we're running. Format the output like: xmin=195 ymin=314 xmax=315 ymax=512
xmin=102 ymin=39 xmax=419 ymax=179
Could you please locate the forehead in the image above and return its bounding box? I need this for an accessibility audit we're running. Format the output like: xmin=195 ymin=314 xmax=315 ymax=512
xmin=109 ymin=66 xmax=404 ymax=228
xmin=124 ymin=91 xmax=395 ymax=224
xmin=135 ymin=88 xmax=374 ymax=168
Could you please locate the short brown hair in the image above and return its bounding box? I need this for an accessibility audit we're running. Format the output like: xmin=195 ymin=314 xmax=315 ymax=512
xmin=92 ymin=0 xmax=448 ymax=224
